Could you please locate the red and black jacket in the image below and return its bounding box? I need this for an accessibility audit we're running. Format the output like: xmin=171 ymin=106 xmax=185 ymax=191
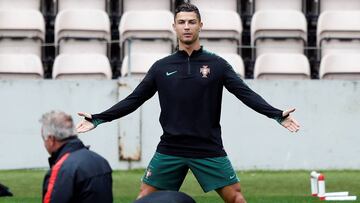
xmin=42 ymin=137 xmax=112 ymax=203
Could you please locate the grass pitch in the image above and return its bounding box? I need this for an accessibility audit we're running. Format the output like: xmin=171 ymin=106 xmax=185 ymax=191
xmin=0 ymin=170 xmax=359 ymax=202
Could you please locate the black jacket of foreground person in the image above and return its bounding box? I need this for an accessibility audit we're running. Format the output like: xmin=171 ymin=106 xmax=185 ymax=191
xmin=42 ymin=137 xmax=112 ymax=203
xmin=134 ymin=191 xmax=196 ymax=203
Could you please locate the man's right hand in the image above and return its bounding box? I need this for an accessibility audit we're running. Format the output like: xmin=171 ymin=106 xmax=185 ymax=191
xmin=76 ymin=112 xmax=95 ymax=133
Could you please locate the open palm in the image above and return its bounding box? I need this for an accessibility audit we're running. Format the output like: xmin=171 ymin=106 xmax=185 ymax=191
xmin=281 ymin=108 xmax=300 ymax=132
xmin=76 ymin=112 xmax=95 ymax=133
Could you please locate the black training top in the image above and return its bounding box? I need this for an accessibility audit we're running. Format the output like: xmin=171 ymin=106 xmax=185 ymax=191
xmin=92 ymin=47 xmax=283 ymax=158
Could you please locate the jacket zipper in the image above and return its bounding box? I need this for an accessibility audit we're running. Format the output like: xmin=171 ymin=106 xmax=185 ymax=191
xmin=187 ymin=57 xmax=191 ymax=75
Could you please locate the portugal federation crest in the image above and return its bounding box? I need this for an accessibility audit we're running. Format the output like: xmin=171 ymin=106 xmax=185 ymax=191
xmin=200 ymin=65 xmax=210 ymax=78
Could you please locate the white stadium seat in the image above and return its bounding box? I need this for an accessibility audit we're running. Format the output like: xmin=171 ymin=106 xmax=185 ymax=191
xmin=319 ymin=54 xmax=360 ymax=79
xmin=119 ymin=10 xmax=175 ymax=57
xmin=121 ymin=0 xmax=171 ymax=12
xmin=0 ymin=54 xmax=43 ymax=79
xmin=253 ymin=0 xmax=303 ymax=12
xmin=254 ymin=53 xmax=310 ymax=79
xmin=55 ymin=9 xmax=110 ymax=56
xmin=0 ymin=0 xmax=41 ymax=11
xmin=317 ymin=11 xmax=360 ymax=59
xmin=191 ymin=0 xmax=238 ymax=12
xmin=0 ymin=10 xmax=45 ymax=58
xmin=121 ymin=53 xmax=168 ymax=77
xmin=251 ymin=10 xmax=307 ymax=58
xmin=200 ymin=10 xmax=242 ymax=54
xmin=319 ymin=0 xmax=360 ymax=13
xmin=56 ymin=0 xmax=107 ymax=12
xmin=217 ymin=53 xmax=245 ymax=78
xmin=52 ymin=54 xmax=112 ymax=79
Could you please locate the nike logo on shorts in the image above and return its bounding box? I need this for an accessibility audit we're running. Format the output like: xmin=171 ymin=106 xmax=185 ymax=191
xmin=166 ymin=70 xmax=177 ymax=76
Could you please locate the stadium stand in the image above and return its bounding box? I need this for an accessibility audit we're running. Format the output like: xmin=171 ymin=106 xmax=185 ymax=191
xmin=54 ymin=9 xmax=111 ymax=56
xmin=251 ymin=10 xmax=307 ymax=58
xmin=1 ymin=0 xmax=360 ymax=79
xmin=0 ymin=54 xmax=43 ymax=79
xmin=317 ymin=11 xmax=360 ymax=59
xmin=121 ymin=53 xmax=168 ymax=76
xmin=0 ymin=9 xmax=45 ymax=58
xmin=319 ymin=54 xmax=360 ymax=79
xmin=200 ymin=10 xmax=242 ymax=54
xmin=52 ymin=53 xmax=112 ymax=79
xmin=118 ymin=10 xmax=175 ymax=58
xmin=254 ymin=53 xmax=310 ymax=79
xmin=0 ymin=0 xmax=41 ymax=11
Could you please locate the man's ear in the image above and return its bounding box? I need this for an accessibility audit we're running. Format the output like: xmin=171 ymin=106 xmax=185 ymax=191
xmin=47 ymin=135 xmax=56 ymax=145
xmin=172 ymin=22 xmax=176 ymax=31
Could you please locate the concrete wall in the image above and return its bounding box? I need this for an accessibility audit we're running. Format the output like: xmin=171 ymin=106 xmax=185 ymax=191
xmin=0 ymin=79 xmax=359 ymax=170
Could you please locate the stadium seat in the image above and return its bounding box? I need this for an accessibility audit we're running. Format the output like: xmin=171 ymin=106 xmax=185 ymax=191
xmin=121 ymin=53 xmax=168 ymax=77
xmin=0 ymin=10 xmax=45 ymax=58
xmin=251 ymin=10 xmax=307 ymax=58
xmin=54 ymin=9 xmax=111 ymax=56
xmin=121 ymin=0 xmax=171 ymax=12
xmin=119 ymin=10 xmax=175 ymax=57
xmin=319 ymin=54 xmax=360 ymax=79
xmin=253 ymin=0 xmax=303 ymax=12
xmin=0 ymin=54 xmax=43 ymax=79
xmin=317 ymin=11 xmax=360 ymax=59
xmin=190 ymin=0 xmax=238 ymax=12
xmin=52 ymin=54 xmax=112 ymax=79
xmin=0 ymin=0 xmax=41 ymax=11
xmin=56 ymin=0 xmax=107 ymax=12
xmin=254 ymin=53 xmax=310 ymax=79
xmin=319 ymin=0 xmax=360 ymax=13
xmin=200 ymin=10 xmax=242 ymax=54
xmin=217 ymin=53 xmax=245 ymax=78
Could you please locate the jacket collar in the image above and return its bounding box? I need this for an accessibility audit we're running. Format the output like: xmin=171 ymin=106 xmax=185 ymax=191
xmin=48 ymin=136 xmax=85 ymax=167
xmin=176 ymin=46 xmax=203 ymax=58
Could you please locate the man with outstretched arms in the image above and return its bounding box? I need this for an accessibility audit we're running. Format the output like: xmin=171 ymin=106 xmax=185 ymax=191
xmin=76 ymin=3 xmax=300 ymax=203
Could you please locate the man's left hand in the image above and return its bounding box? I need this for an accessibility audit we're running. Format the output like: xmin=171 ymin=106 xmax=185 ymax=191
xmin=281 ymin=108 xmax=300 ymax=133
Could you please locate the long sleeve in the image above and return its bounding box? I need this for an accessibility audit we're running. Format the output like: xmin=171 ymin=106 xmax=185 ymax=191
xmin=223 ymin=62 xmax=283 ymax=119
xmin=91 ymin=64 xmax=158 ymax=123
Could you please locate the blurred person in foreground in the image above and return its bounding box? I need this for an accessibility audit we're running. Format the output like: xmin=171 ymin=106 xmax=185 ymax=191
xmin=40 ymin=111 xmax=112 ymax=203
xmin=134 ymin=191 xmax=195 ymax=203
xmin=0 ymin=183 xmax=12 ymax=197
xmin=76 ymin=3 xmax=300 ymax=203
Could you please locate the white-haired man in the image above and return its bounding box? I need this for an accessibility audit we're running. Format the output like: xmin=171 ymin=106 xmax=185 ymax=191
xmin=40 ymin=111 xmax=112 ymax=203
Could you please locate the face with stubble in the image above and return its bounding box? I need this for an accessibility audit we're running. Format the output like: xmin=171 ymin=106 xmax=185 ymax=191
xmin=173 ymin=11 xmax=203 ymax=46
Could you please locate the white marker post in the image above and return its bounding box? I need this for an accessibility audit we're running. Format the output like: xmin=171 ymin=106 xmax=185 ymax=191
xmin=317 ymin=173 xmax=326 ymax=200
xmin=310 ymin=171 xmax=357 ymax=201
xmin=310 ymin=171 xmax=319 ymax=196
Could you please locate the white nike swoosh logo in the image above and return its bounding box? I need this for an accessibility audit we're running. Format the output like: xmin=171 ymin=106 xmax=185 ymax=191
xmin=230 ymin=175 xmax=236 ymax=179
xmin=166 ymin=71 xmax=178 ymax=76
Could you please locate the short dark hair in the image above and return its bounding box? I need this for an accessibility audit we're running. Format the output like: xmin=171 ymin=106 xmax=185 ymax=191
xmin=174 ymin=3 xmax=201 ymax=22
